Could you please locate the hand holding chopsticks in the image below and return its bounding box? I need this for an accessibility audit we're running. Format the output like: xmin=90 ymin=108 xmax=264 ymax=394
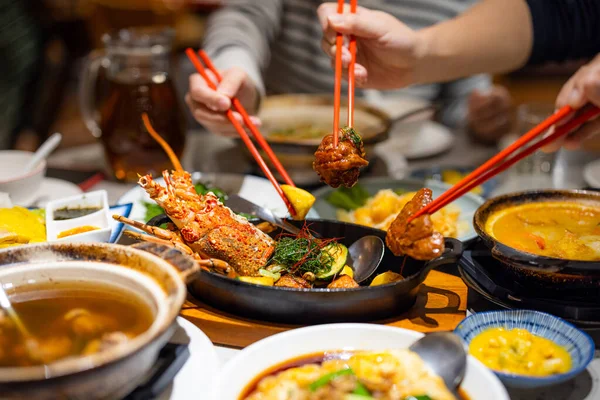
xmin=185 ymin=49 xmax=297 ymax=217
xmin=332 ymin=0 xmax=357 ymax=147
xmin=409 ymin=104 xmax=600 ymax=222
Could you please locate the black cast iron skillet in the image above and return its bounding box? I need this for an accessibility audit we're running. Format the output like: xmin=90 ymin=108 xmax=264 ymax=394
xmin=147 ymin=216 xmax=463 ymax=324
xmin=473 ymin=190 xmax=600 ymax=299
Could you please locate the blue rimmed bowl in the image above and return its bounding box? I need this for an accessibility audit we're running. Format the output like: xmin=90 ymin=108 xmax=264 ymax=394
xmin=454 ymin=310 xmax=595 ymax=389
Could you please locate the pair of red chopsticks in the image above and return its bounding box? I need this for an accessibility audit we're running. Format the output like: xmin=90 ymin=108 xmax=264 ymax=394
xmin=409 ymin=104 xmax=600 ymax=222
xmin=332 ymin=0 xmax=357 ymax=147
xmin=185 ymin=49 xmax=297 ymax=217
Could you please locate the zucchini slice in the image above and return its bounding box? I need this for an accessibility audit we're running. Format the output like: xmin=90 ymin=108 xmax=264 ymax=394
xmin=316 ymin=243 xmax=348 ymax=280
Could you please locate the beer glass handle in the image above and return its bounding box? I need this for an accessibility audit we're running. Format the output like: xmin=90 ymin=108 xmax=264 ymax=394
xmin=78 ymin=50 xmax=107 ymax=138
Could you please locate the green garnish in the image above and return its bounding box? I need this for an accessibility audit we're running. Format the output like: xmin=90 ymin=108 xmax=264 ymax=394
xmin=394 ymin=188 xmax=407 ymax=195
xmin=259 ymin=268 xmax=281 ymax=280
xmin=325 ymin=184 xmax=370 ymax=211
xmin=309 ymin=368 xmax=354 ymax=391
xmin=269 ymin=236 xmax=335 ymax=275
xmin=352 ymin=381 xmax=371 ymax=396
xmin=405 ymin=396 xmax=432 ymax=400
xmin=341 ymin=126 xmax=363 ymax=148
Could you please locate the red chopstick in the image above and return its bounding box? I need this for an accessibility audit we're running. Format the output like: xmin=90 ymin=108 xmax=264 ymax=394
xmin=185 ymin=48 xmax=296 ymax=217
xmin=347 ymin=0 xmax=357 ymax=128
xmin=410 ymin=105 xmax=600 ymax=221
xmin=196 ymin=50 xmax=295 ymax=188
xmin=332 ymin=0 xmax=345 ymax=147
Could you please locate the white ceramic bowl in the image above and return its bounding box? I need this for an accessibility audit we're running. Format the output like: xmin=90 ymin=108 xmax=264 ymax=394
xmin=45 ymin=190 xmax=112 ymax=243
xmin=0 ymin=150 xmax=47 ymax=206
xmin=217 ymin=323 xmax=510 ymax=400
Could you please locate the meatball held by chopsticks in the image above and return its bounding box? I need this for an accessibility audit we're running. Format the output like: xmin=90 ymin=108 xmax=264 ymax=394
xmin=386 ymin=188 xmax=444 ymax=261
xmin=313 ymin=127 xmax=368 ymax=188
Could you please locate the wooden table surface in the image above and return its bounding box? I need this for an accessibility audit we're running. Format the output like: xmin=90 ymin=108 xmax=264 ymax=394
xmin=178 ymin=269 xmax=467 ymax=348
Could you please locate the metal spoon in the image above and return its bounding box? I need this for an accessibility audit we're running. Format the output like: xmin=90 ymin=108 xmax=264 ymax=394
xmin=225 ymin=194 xmax=385 ymax=281
xmin=23 ymin=132 xmax=62 ymax=173
xmin=0 ymin=282 xmax=43 ymax=362
xmin=409 ymin=332 xmax=467 ymax=392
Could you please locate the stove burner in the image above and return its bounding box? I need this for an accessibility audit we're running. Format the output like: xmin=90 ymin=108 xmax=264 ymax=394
xmin=123 ymin=342 xmax=190 ymax=400
xmin=459 ymin=240 xmax=600 ymax=325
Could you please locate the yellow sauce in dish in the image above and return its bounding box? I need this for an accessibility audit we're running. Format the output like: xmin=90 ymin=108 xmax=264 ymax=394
xmin=485 ymin=201 xmax=600 ymax=261
xmin=57 ymin=226 xmax=99 ymax=239
xmin=469 ymin=328 xmax=571 ymax=376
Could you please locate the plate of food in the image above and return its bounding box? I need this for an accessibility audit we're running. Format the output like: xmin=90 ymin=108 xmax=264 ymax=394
xmin=117 ymin=171 xmax=317 ymax=225
xmin=218 ymin=323 xmax=509 ymax=400
xmin=311 ymin=178 xmax=484 ymax=243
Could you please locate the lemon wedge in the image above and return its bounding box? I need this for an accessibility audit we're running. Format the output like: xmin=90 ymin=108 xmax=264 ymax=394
xmin=281 ymin=185 xmax=315 ymax=220
xmin=238 ymin=276 xmax=275 ymax=286
xmin=340 ymin=265 xmax=354 ymax=278
xmin=370 ymin=271 xmax=403 ymax=286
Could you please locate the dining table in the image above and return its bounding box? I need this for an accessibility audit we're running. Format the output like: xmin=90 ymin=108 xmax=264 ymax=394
xmin=46 ymin=127 xmax=600 ymax=400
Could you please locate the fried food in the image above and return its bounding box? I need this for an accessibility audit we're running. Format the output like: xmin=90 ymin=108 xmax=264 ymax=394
xmin=386 ymin=188 xmax=444 ymax=260
xmin=313 ymin=127 xmax=368 ymax=188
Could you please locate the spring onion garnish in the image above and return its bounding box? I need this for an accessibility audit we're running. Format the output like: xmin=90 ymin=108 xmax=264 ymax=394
xmin=308 ymin=368 xmax=354 ymax=391
xmin=269 ymin=226 xmax=338 ymax=275
xmin=258 ymin=268 xmax=281 ymax=280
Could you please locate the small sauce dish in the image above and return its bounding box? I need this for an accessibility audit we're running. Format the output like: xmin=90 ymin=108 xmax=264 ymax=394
xmin=45 ymin=190 xmax=111 ymax=243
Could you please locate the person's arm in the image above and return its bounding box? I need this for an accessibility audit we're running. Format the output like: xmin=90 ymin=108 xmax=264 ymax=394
xmin=186 ymin=0 xmax=283 ymax=136
xmin=202 ymin=0 xmax=283 ymax=98
xmin=412 ymin=0 xmax=532 ymax=85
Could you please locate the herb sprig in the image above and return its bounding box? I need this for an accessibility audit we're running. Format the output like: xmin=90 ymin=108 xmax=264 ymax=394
xmin=269 ymin=225 xmax=338 ymax=275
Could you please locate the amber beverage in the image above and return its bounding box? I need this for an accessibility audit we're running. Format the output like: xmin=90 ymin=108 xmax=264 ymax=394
xmin=80 ymin=28 xmax=186 ymax=182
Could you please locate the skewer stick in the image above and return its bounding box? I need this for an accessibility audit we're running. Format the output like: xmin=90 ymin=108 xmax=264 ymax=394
xmin=347 ymin=0 xmax=357 ymax=128
xmin=197 ymin=50 xmax=296 ymax=187
xmin=332 ymin=0 xmax=345 ymax=147
xmin=185 ymin=49 xmax=296 ymax=216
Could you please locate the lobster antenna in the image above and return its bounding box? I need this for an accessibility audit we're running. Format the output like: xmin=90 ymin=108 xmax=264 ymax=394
xmin=141 ymin=113 xmax=183 ymax=172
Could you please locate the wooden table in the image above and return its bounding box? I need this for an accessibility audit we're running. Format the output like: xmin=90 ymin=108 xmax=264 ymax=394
xmin=179 ymin=270 xmax=467 ymax=348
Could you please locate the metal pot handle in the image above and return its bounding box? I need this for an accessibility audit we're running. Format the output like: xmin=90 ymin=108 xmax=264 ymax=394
xmin=420 ymin=238 xmax=464 ymax=278
xmin=131 ymin=242 xmax=201 ymax=282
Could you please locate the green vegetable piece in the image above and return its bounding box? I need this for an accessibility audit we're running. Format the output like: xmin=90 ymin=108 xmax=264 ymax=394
xmin=259 ymin=268 xmax=281 ymax=280
xmin=344 ymin=395 xmax=374 ymax=400
xmin=308 ymin=368 xmax=354 ymax=392
xmin=394 ymin=188 xmax=407 ymax=195
xmin=194 ymin=183 xmax=209 ymax=194
xmin=315 ymin=243 xmax=348 ymax=280
xmin=326 ymin=191 xmax=361 ymax=211
xmin=352 ymin=381 xmax=371 ymax=396
xmin=404 ymin=396 xmax=432 ymax=400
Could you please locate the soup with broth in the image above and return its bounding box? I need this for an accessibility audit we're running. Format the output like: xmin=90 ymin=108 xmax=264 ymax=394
xmin=0 ymin=281 xmax=154 ymax=367
xmin=485 ymin=201 xmax=600 ymax=261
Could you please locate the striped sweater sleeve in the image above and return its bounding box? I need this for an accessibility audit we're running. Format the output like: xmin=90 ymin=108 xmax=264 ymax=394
xmin=202 ymin=0 xmax=284 ymax=96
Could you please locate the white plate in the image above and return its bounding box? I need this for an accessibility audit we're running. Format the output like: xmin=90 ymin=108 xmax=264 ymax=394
xmin=158 ymin=317 xmax=219 ymax=400
xmin=19 ymin=178 xmax=83 ymax=208
xmin=117 ymin=172 xmax=317 ymax=222
xmin=584 ymin=159 xmax=600 ymax=188
xmin=218 ymin=323 xmax=509 ymax=400
xmin=378 ymin=120 xmax=455 ymax=160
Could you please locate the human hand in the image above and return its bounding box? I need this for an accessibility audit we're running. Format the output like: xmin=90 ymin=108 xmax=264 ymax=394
xmin=317 ymin=3 xmax=422 ymax=89
xmin=467 ymin=85 xmax=512 ymax=144
xmin=544 ymin=54 xmax=600 ymax=152
xmin=185 ymin=67 xmax=260 ymax=137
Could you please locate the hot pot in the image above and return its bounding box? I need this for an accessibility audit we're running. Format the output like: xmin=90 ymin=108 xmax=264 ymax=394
xmin=473 ymin=189 xmax=600 ymax=299
xmin=0 ymin=242 xmax=193 ymax=400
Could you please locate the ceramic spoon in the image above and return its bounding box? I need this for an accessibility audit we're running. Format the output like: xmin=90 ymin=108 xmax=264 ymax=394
xmin=23 ymin=132 xmax=62 ymax=173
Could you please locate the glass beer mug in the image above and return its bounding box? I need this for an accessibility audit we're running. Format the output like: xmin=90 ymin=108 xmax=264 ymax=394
xmin=79 ymin=27 xmax=186 ymax=182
